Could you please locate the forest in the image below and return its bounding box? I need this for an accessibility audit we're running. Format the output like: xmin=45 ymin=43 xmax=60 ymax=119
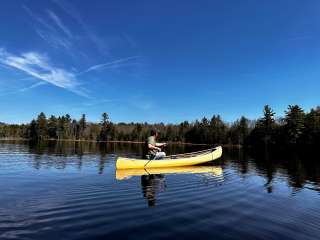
xmin=0 ymin=105 xmax=319 ymax=148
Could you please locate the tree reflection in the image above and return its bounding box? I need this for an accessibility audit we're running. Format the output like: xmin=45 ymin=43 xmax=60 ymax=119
xmin=224 ymin=147 xmax=320 ymax=193
xmin=2 ymin=140 xmax=319 ymax=193
xmin=98 ymin=143 xmax=108 ymax=174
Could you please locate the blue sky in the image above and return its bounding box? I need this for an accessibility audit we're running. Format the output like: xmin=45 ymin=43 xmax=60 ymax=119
xmin=0 ymin=0 xmax=319 ymax=124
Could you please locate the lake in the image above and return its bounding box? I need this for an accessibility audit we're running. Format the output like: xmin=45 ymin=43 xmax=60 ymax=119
xmin=0 ymin=141 xmax=319 ymax=240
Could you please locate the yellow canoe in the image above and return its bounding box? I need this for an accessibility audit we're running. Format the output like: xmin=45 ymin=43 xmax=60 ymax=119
xmin=116 ymin=165 xmax=223 ymax=180
xmin=116 ymin=146 xmax=222 ymax=169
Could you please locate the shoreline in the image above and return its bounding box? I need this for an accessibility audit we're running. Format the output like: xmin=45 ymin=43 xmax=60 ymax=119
xmin=0 ymin=138 xmax=243 ymax=148
xmin=0 ymin=138 xmax=242 ymax=148
xmin=0 ymin=138 xmax=210 ymax=146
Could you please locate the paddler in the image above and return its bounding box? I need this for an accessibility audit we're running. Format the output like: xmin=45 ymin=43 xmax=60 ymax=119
xmin=144 ymin=129 xmax=167 ymax=159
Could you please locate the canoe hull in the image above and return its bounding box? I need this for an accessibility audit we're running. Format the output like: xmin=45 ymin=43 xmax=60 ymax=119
xmin=116 ymin=146 xmax=222 ymax=169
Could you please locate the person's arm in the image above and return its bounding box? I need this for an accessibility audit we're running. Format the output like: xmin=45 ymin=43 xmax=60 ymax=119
xmin=148 ymin=144 xmax=161 ymax=151
xmin=155 ymin=142 xmax=167 ymax=147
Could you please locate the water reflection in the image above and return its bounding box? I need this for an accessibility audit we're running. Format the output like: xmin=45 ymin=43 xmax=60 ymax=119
xmin=115 ymin=166 xmax=223 ymax=180
xmin=0 ymin=140 xmax=320 ymax=193
xmin=224 ymin=147 xmax=320 ymax=193
xmin=1 ymin=141 xmax=320 ymax=240
xmin=115 ymin=166 xmax=224 ymax=207
xmin=141 ymin=174 xmax=166 ymax=207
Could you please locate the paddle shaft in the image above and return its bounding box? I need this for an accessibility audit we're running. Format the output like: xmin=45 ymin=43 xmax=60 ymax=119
xmin=144 ymin=144 xmax=166 ymax=168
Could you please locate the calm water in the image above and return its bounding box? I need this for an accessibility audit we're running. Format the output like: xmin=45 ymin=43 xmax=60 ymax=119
xmin=0 ymin=141 xmax=320 ymax=240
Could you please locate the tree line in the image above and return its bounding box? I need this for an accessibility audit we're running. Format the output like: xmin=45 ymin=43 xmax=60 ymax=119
xmin=0 ymin=104 xmax=319 ymax=148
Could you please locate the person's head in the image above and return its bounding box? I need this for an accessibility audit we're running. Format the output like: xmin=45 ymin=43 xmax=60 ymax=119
xmin=150 ymin=129 xmax=158 ymax=138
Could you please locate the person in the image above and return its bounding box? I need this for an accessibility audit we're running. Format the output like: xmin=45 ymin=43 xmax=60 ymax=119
xmin=144 ymin=129 xmax=167 ymax=160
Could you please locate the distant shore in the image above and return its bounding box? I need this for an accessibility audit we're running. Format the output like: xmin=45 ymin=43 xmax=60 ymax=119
xmin=0 ymin=138 xmax=243 ymax=148
xmin=0 ymin=138 xmax=210 ymax=146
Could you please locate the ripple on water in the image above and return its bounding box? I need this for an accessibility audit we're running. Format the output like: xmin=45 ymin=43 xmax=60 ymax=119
xmin=1 ymin=143 xmax=320 ymax=240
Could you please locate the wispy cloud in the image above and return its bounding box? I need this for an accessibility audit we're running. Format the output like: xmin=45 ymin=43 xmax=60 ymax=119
xmin=79 ymin=56 xmax=140 ymax=75
xmin=0 ymin=48 xmax=86 ymax=96
xmin=19 ymin=81 xmax=47 ymax=92
xmin=23 ymin=5 xmax=72 ymax=50
xmin=47 ymin=10 xmax=72 ymax=38
xmin=2 ymin=2 xmax=143 ymax=100
xmin=0 ymin=63 xmax=14 ymax=71
xmin=52 ymin=0 xmax=110 ymax=56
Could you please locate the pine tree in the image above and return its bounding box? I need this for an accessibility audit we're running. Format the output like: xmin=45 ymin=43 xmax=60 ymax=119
xmin=285 ymin=105 xmax=305 ymax=144
xmin=36 ymin=112 xmax=47 ymax=140
xmin=47 ymin=115 xmax=58 ymax=139
xmin=209 ymin=115 xmax=226 ymax=144
xmin=303 ymin=107 xmax=320 ymax=145
xmin=79 ymin=114 xmax=87 ymax=139
xmin=239 ymin=116 xmax=249 ymax=143
xmin=260 ymin=105 xmax=275 ymax=133
xmin=64 ymin=114 xmax=72 ymax=139
xmin=99 ymin=112 xmax=109 ymax=141
xmin=256 ymin=105 xmax=276 ymax=145
xmin=28 ymin=119 xmax=38 ymax=139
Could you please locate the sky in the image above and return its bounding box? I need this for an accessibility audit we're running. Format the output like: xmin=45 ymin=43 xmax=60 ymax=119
xmin=0 ymin=0 xmax=319 ymax=124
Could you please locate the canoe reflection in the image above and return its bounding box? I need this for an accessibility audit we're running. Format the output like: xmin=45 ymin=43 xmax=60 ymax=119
xmin=116 ymin=166 xmax=223 ymax=180
xmin=116 ymin=166 xmax=223 ymax=207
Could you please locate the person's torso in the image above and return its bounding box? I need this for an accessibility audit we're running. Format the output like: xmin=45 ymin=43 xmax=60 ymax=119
xmin=147 ymin=136 xmax=157 ymax=155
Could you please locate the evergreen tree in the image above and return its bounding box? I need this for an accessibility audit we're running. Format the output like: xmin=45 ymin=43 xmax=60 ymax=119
xmin=1 ymin=106 xmax=320 ymax=147
xmin=72 ymin=119 xmax=79 ymax=139
xmin=260 ymin=105 xmax=275 ymax=134
xmin=229 ymin=116 xmax=250 ymax=145
xmin=28 ymin=119 xmax=38 ymax=139
xmin=209 ymin=115 xmax=226 ymax=144
xmin=47 ymin=115 xmax=58 ymax=139
xmin=239 ymin=116 xmax=249 ymax=144
xmin=303 ymin=107 xmax=320 ymax=145
xmin=36 ymin=112 xmax=47 ymax=140
xmin=64 ymin=114 xmax=72 ymax=139
xmin=99 ymin=112 xmax=110 ymax=141
xmin=178 ymin=121 xmax=189 ymax=142
xmin=252 ymin=105 xmax=276 ymax=145
xmin=79 ymin=114 xmax=87 ymax=139
xmin=284 ymin=105 xmax=305 ymax=144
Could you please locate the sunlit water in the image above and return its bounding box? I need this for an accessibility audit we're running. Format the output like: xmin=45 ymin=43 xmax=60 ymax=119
xmin=0 ymin=141 xmax=319 ymax=240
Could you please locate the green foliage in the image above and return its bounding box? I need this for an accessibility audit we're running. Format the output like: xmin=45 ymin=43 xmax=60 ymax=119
xmin=229 ymin=116 xmax=250 ymax=145
xmin=302 ymin=107 xmax=320 ymax=145
xmin=0 ymin=104 xmax=320 ymax=147
xmin=79 ymin=114 xmax=86 ymax=139
xmin=28 ymin=120 xmax=37 ymax=139
xmin=99 ymin=112 xmax=110 ymax=141
xmin=284 ymin=105 xmax=305 ymax=144
xmin=47 ymin=115 xmax=58 ymax=139
xmin=260 ymin=105 xmax=276 ymax=134
xmin=36 ymin=112 xmax=47 ymax=140
xmin=248 ymin=105 xmax=277 ymax=146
